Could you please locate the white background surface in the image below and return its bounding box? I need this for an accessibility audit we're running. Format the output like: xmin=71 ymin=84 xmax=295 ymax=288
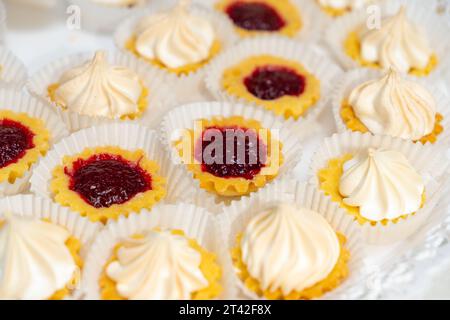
xmin=3 ymin=0 xmax=450 ymax=299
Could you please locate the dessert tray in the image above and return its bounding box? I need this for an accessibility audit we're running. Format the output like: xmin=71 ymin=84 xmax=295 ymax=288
xmin=1 ymin=0 xmax=450 ymax=300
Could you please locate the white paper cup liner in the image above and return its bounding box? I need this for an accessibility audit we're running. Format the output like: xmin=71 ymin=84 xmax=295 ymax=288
xmin=80 ymin=202 xmax=231 ymax=299
xmin=308 ymin=131 xmax=449 ymax=244
xmin=26 ymin=50 xmax=177 ymax=132
xmin=0 ymin=88 xmax=69 ymax=196
xmin=196 ymin=0 xmax=325 ymax=42
xmin=114 ymin=1 xmax=238 ymax=103
xmin=205 ymin=35 xmax=343 ymax=122
xmin=160 ymin=101 xmax=307 ymax=208
xmin=0 ymin=46 xmax=27 ymax=87
xmin=331 ymin=68 xmax=450 ymax=146
xmin=0 ymin=194 xmax=102 ymax=299
xmin=30 ymin=123 xmax=195 ymax=218
xmin=67 ymin=0 xmax=149 ymax=33
xmin=325 ymin=0 xmax=450 ymax=79
xmin=216 ymin=179 xmax=364 ymax=300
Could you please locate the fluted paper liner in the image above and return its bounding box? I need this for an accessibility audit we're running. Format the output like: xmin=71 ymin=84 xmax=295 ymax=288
xmin=80 ymin=203 xmax=232 ymax=299
xmin=217 ymin=179 xmax=364 ymax=299
xmin=331 ymin=68 xmax=450 ymax=145
xmin=27 ymin=50 xmax=177 ymax=132
xmin=0 ymin=194 xmax=102 ymax=299
xmin=160 ymin=101 xmax=307 ymax=209
xmin=0 ymin=46 xmax=28 ymax=87
xmin=205 ymin=35 xmax=343 ymax=122
xmin=30 ymin=123 xmax=195 ymax=213
xmin=67 ymin=0 xmax=149 ymax=33
xmin=309 ymin=131 xmax=449 ymax=244
xmin=325 ymin=0 xmax=450 ymax=79
xmin=0 ymin=88 xmax=69 ymax=196
xmin=114 ymin=1 xmax=238 ymax=103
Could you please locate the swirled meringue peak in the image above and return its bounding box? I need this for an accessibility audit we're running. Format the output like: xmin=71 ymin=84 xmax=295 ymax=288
xmin=359 ymin=6 xmax=432 ymax=73
xmin=54 ymin=51 xmax=142 ymax=119
xmin=339 ymin=148 xmax=424 ymax=222
xmin=241 ymin=203 xmax=340 ymax=295
xmin=106 ymin=230 xmax=208 ymax=300
xmin=0 ymin=214 xmax=76 ymax=300
xmin=348 ymin=68 xmax=436 ymax=140
xmin=134 ymin=0 xmax=216 ymax=69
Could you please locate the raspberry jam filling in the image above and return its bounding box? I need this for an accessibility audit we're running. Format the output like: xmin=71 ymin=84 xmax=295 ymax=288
xmin=244 ymin=65 xmax=306 ymax=100
xmin=226 ymin=1 xmax=286 ymax=32
xmin=64 ymin=153 xmax=152 ymax=208
xmin=195 ymin=126 xmax=267 ymax=180
xmin=0 ymin=119 xmax=35 ymax=169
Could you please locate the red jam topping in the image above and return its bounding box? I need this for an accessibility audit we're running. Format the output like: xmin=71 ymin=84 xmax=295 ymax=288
xmin=64 ymin=153 xmax=152 ymax=208
xmin=0 ymin=119 xmax=35 ymax=169
xmin=244 ymin=65 xmax=306 ymax=100
xmin=226 ymin=1 xmax=286 ymax=32
xmin=195 ymin=126 xmax=267 ymax=180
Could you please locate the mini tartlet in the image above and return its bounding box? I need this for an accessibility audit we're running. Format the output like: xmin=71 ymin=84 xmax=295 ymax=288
xmin=27 ymin=50 xmax=175 ymax=132
xmin=219 ymin=180 xmax=362 ymax=299
xmin=332 ymin=68 xmax=450 ymax=145
xmin=0 ymin=89 xmax=69 ymax=196
xmin=30 ymin=123 xmax=195 ymax=224
xmin=310 ymin=132 xmax=448 ymax=243
xmin=0 ymin=195 xmax=101 ymax=300
xmin=206 ymin=36 xmax=342 ymax=120
xmin=81 ymin=203 xmax=223 ymax=300
xmin=114 ymin=0 xmax=237 ymax=103
xmin=214 ymin=0 xmax=302 ymax=37
xmin=326 ymin=0 xmax=450 ymax=76
xmin=161 ymin=102 xmax=303 ymax=202
xmin=0 ymin=47 xmax=28 ymax=87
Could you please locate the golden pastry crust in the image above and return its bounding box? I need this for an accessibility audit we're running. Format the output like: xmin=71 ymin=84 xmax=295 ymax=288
xmin=340 ymin=100 xmax=444 ymax=144
xmin=50 ymin=146 xmax=166 ymax=223
xmin=47 ymin=82 xmax=149 ymax=120
xmin=174 ymin=116 xmax=283 ymax=197
xmin=222 ymin=55 xmax=321 ymax=120
xmin=318 ymin=154 xmax=426 ymax=226
xmin=125 ymin=37 xmax=222 ymax=76
xmin=99 ymin=229 xmax=222 ymax=300
xmin=231 ymin=232 xmax=350 ymax=300
xmin=0 ymin=110 xmax=50 ymax=184
xmin=318 ymin=3 xmax=351 ymax=17
xmin=344 ymin=31 xmax=438 ymax=77
xmin=50 ymin=236 xmax=83 ymax=300
xmin=216 ymin=0 xmax=302 ymax=37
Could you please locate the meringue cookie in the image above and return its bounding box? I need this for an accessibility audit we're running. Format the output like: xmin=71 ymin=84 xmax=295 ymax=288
xmin=241 ymin=204 xmax=340 ymax=295
xmin=0 ymin=214 xmax=76 ymax=300
xmin=134 ymin=0 xmax=216 ymax=69
xmin=359 ymin=7 xmax=433 ymax=73
xmin=339 ymin=148 xmax=424 ymax=222
xmin=348 ymin=68 xmax=436 ymax=140
xmin=106 ymin=230 xmax=208 ymax=300
xmin=54 ymin=51 xmax=142 ymax=119
xmin=318 ymin=0 xmax=368 ymax=10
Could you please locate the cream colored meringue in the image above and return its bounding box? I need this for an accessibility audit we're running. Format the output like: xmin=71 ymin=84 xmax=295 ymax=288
xmin=0 ymin=214 xmax=76 ymax=300
xmin=359 ymin=7 xmax=432 ymax=73
xmin=348 ymin=68 xmax=436 ymax=140
xmin=318 ymin=0 xmax=368 ymax=10
xmin=339 ymin=148 xmax=424 ymax=222
xmin=54 ymin=51 xmax=142 ymax=119
xmin=241 ymin=204 xmax=340 ymax=295
xmin=134 ymin=0 xmax=215 ymax=69
xmin=106 ymin=230 xmax=208 ymax=300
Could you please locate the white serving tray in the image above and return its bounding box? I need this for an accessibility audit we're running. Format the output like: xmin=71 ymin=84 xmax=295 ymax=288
xmin=4 ymin=0 xmax=450 ymax=299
